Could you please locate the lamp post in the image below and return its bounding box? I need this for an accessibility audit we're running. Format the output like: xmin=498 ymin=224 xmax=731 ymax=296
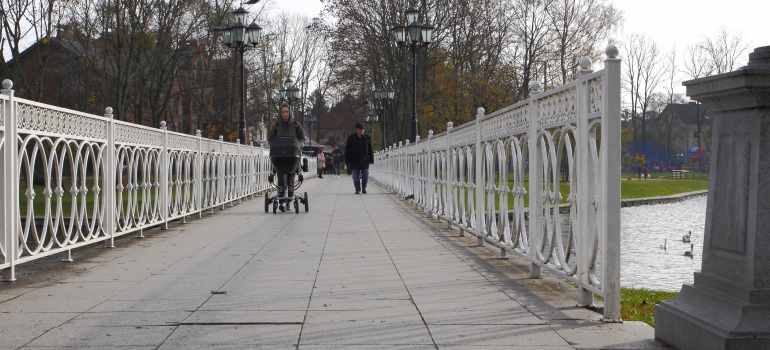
xmin=365 ymin=108 xmax=378 ymax=139
xmin=372 ymin=87 xmax=395 ymax=149
xmin=391 ymin=6 xmax=434 ymax=142
xmin=304 ymin=109 xmax=317 ymax=149
xmin=212 ymin=7 xmax=262 ymax=144
xmin=278 ymin=77 xmax=302 ymax=118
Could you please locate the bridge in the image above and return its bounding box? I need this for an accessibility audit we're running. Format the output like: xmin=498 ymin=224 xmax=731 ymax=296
xmin=0 ymin=46 xmax=666 ymax=348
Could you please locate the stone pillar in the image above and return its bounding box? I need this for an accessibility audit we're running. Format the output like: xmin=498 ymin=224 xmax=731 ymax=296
xmin=655 ymin=45 xmax=770 ymax=350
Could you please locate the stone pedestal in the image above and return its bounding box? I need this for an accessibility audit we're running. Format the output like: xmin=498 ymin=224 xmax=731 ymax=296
xmin=655 ymin=46 xmax=770 ymax=350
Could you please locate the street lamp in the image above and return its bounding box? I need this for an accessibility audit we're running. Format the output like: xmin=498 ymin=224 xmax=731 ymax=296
xmin=365 ymin=108 xmax=378 ymax=139
xmin=391 ymin=6 xmax=434 ymax=142
xmin=304 ymin=109 xmax=317 ymax=149
xmin=212 ymin=7 xmax=262 ymax=144
xmin=372 ymin=87 xmax=395 ymax=149
xmin=278 ymin=77 xmax=302 ymax=119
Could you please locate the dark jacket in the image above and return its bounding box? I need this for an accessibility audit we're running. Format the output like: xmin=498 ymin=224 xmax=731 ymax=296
xmin=332 ymin=148 xmax=344 ymax=164
xmin=268 ymin=109 xmax=306 ymax=147
xmin=345 ymin=133 xmax=374 ymax=170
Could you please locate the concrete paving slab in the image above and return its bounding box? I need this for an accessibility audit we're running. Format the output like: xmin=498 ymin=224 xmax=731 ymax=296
xmin=185 ymin=310 xmax=306 ymax=324
xmin=68 ymin=311 xmax=191 ymax=327
xmin=300 ymin=319 xmax=433 ymax=346
xmin=421 ymin=307 xmax=544 ymax=325
xmin=546 ymin=320 xmax=668 ymax=349
xmin=25 ymin=323 xmax=176 ymax=347
xmin=159 ymin=324 xmax=301 ymax=347
xmin=299 ymin=346 xmax=435 ymax=350
xmin=0 ymin=312 xmax=79 ymax=348
xmin=429 ymin=324 xmax=571 ymax=347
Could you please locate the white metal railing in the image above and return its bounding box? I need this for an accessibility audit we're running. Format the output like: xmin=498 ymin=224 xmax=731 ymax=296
xmin=371 ymin=46 xmax=622 ymax=321
xmin=0 ymin=79 xmax=316 ymax=281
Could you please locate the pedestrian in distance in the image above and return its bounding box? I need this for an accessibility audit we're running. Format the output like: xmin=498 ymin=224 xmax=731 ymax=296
xmin=345 ymin=122 xmax=374 ymax=194
xmin=316 ymin=148 xmax=325 ymax=179
xmin=642 ymin=165 xmax=649 ymax=180
xmin=325 ymin=151 xmax=333 ymax=175
xmin=332 ymin=143 xmax=344 ymax=178
xmin=268 ymin=104 xmax=306 ymax=211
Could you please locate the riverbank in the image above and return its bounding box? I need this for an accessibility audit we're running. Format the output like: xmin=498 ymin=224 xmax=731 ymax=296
xmin=620 ymin=189 xmax=708 ymax=207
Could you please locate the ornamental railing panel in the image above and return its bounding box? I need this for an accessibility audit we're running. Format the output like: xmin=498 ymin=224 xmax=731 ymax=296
xmin=370 ymin=49 xmax=622 ymax=321
xmin=0 ymin=81 xmax=314 ymax=282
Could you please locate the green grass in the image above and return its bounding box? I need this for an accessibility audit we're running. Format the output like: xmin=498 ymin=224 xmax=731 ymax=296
xmin=620 ymin=172 xmax=709 ymax=199
xmin=620 ymin=287 xmax=678 ymax=327
xmin=439 ymin=171 xmax=708 ymax=211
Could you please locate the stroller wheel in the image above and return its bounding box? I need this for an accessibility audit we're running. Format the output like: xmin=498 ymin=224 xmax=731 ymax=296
xmin=304 ymin=192 xmax=309 ymax=212
xmin=294 ymin=199 xmax=299 ymax=213
xmin=272 ymin=200 xmax=277 ymax=214
xmin=264 ymin=192 xmax=270 ymax=213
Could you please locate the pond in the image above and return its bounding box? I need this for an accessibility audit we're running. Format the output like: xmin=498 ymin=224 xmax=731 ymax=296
xmin=621 ymin=195 xmax=706 ymax=291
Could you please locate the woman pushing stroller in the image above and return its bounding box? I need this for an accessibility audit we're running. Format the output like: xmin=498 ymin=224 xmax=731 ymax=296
xmin=268 ymin=104 xmax=306 ymax=212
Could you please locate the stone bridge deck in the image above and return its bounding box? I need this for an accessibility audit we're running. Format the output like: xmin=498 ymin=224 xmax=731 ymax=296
xmin=0 ymin=177 xmax=663 ymax=349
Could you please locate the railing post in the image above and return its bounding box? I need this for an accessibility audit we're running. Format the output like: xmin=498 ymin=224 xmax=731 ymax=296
xmin=475 ymin=107 xmax=485 ymax=246
xmin=160 ymin=121 xmax=169 ymax=229
xmin=104 ymin=108 xmax=116 ymax=247
xmin=422 ymin=130 xmax=428 ymax=215
xmin=392 ymin=144 xmax=396 ymax=191
xmin=398 ymin=141 xmax=403 ymax=196
xmin=577 ymin=57 xmax=595 ymax=307
xmin=446 ymin=122 xmax=454 ymax=228
xmin=196 ymin=130 xmax=203 ymax=218
xmin=411 ymin=135 xmax=422 ymax=209
xmin=219 ymin=135 xmax=225 ymax=210
xmin=602 ymin=45 xmax=622 ymax=322
xmin=1 ymin=80 xmax=18 ymax=281
xmin=405 ymin=139 xmax=410 ymax=199
xmin=528 ymin=81 xmax=543 ymax=278
xmin=236 ymin=139 xmax=242 ymax=204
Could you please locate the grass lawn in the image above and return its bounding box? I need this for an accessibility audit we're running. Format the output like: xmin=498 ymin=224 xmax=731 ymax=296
xmin=620 ymin=172 xmax=709 ymax=199
xmin=443 ymin=171 xmax=709 ymax=210
xmin=620 ymin=287 xmax=678 ymax=327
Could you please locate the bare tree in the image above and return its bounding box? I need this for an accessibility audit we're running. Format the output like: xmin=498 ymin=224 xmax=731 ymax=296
xmin=622 ymin=32 xmax=665 ymax=151
xmin=657 ymin=47 xmax=686 ymax=167
xmin=545 ymin=0 xmax=622 ymax=86
xmin=681 ymin=28 xmax=748 ymax=148
xmin=0 ymin=0 xmax=62 ymax=101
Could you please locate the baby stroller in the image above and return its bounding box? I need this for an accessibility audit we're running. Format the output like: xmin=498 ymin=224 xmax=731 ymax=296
xmin=265 ymin=137 xmax=309 ymax=214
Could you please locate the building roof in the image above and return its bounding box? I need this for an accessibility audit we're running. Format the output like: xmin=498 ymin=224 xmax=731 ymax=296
xmin=660 ymin=102 xmax=712 ymax=124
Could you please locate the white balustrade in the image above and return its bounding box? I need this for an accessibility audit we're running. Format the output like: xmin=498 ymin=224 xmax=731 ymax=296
xmin=0 ymin=79 xmax=315 ymax=282
xmin=370 ymin=46 xmax=622 ymax=321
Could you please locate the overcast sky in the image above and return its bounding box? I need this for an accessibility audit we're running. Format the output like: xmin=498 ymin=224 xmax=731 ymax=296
xmin=270 ymin=0 xmax=767 ymax=56
xmin=267 ymin=0 xmax=766 ymax=96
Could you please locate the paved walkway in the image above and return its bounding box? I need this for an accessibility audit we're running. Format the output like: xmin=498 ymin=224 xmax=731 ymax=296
xmin=0 ymin=176 xmax=665 ymax=349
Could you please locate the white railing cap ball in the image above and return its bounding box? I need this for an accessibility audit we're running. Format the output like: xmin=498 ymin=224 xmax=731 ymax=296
xmin=196 ymin=129 xmax=201 ymax=135
xmin=2 ymin=79 xmax=12 ymax=89
xmin=606 ymin=44 xmax=619 ymax=58
xmin=160 ymin=121 xmax=166 ymax=128
xmin=105 ymin=107 xmax=113 ymax=115
xmin=447 ymin=121 xmax=453 ymax=128
xmin=579 ymin=56 xmax=592 ymax=69
xmin=236 ymin=139 xmax=240 ymax=144
xmin=476 ymin=107 xmax=485 ymax=118
xmin=415 ymin=135 xmax=420 ymax=142
xmin=219 ymin=135 xmax=224 ymax=141
xmin=429 ymin=130 xmax=433 ymax=136
xmin=529 ymin=80 xmax=541 ymax=91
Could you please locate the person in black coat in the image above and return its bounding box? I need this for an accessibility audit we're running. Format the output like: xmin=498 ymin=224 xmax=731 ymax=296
xmin=345 ymin=122 xmax=374 ymax=194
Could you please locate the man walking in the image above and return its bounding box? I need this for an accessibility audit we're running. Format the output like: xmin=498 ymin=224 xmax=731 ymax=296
xmin=332 ymin=143 xmax=344 ymax=178
xmin=345 ymin=122 xmax=374 ymax=194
